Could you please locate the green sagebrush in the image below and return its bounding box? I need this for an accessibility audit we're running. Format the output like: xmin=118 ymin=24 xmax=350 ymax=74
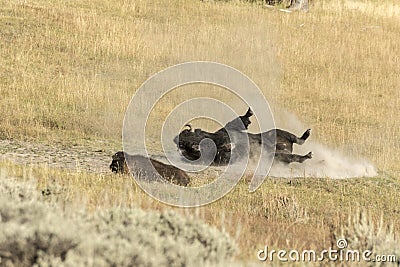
xmin=337 ymin=210 xmax=400 ymax=267
xmin=0 ymin=178 xmax=236 ymax=267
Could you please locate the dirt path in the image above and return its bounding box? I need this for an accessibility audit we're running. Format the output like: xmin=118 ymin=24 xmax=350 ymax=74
xmin=0 ymin=139 xmax=223 ymax=183
xmin=0 ymin=139 xmax=118 ymax=173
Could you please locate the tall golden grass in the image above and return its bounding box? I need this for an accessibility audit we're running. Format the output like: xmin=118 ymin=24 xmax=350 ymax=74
xmin=1 ymin=0 xmax=399 ymax=169
xmin=1 ymin=0 xmax=400 ymax=262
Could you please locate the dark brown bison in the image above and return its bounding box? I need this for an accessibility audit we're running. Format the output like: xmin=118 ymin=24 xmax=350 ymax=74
xmin=110 ymin=151 xmax=190 ymax=186
xmin=173 ymin=108 xmax=253 ymax=165
xmin=248 ymin=128 xmax=312 ymax=164
xmin=174 ymin=108 xmax=312 ymax=165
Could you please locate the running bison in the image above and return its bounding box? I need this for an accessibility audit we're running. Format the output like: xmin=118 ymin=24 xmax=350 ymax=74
xmin=174 ymin=108 xmax=312 ymax=165
xmin=110 ymin=151 xmax=190 ymax=186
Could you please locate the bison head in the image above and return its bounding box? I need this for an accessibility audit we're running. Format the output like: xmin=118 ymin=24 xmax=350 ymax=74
xmin=110 ymin=151 xmax=129 ymax=173
xmin=173 ymin=108 xmax=252 ymax=165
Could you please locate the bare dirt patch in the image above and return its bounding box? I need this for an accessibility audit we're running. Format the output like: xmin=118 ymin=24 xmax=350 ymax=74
xmin=0 ymin=139 xmax=118 ymax=173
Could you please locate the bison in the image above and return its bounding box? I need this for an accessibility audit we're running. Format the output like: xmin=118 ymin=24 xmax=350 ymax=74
xmin=173 ymin=108 xmax=253 ymax=165
xmin=173 ymin=108 xmax=312 ymax=165
xmin=110 ymin=151 xmax=190 ymax=186
xmin=249 ymin=128 xmax=312 ymax=164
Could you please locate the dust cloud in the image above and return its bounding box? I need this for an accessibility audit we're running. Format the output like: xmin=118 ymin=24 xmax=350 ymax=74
xmin=267 ymin=108 xmax=377 ymax=178
xmin=153 ymin=85 xmax=378 ymax=179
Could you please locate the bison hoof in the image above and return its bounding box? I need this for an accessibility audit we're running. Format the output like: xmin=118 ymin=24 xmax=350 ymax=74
xmin=301 ymin=129 xmax=311 ymax=140
xmin=298 ymin=152 xmax=312 ymax=163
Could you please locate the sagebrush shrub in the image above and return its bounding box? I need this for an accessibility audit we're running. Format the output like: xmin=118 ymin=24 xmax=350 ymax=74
xmin=0 ymin=178 xmax=237 ymax=267
xmin=338 ymin=211 xmax=400 ymax=267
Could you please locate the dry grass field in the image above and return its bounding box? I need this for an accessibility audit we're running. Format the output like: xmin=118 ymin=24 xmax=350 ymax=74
xmin=1 ymin=0 xmax=400 ymax=264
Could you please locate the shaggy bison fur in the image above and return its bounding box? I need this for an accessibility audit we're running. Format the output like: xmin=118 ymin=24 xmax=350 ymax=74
xmin=174 ymin=108 xmax=312 ymax=165
xmin=110 ymin=151 xmax=190 ymax=186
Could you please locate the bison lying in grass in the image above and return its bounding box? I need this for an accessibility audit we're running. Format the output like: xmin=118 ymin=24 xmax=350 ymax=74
xmin=110 ymin=151 xmax=190 ymax=186
xmin=174 ymin=108 xmax=312 ymax=165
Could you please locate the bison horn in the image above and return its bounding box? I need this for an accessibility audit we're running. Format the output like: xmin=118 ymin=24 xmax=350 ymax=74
xmin=184 ymin=124 xmax=192 ymax=132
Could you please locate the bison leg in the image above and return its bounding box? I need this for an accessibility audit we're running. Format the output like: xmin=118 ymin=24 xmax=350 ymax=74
xmin=275 ymin=151 xmax=312 ymax=164
xmin=298 ymin=129 xmax=311 ymax=144
xmin=275 ymin=128 xmax=311 ymax=146
xmin=273 ymin=128 xmax=311 ymax=153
